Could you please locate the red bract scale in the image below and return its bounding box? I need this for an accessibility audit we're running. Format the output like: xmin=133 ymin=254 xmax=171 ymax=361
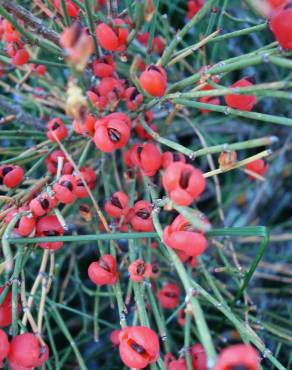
xmin=0 ymin=329 xmax=9 ymax=367
xmin=105 ymin=191 xmax=129 ymax=218
xmin=45 ymin=150 xmax=73 ymax=175
xmin=224 ymin=77 xmax=257 ymax=111
xmin=177 ymin=308 xmax=193 ymax=327
xmin=31 ymin=64 xmax=47 ymax=76
xmin=8 ymin=333 xmax=49 ymax=369
xmin=0 ymin=287 xmax=13 ymax=327
xmin=11 ymin=48 xmax=29 ymax=66
xmin=73 ymin=114 xmax=96 ymax=136
xmin=162 ymin=162 xmax=206 ymax=206
xmin=88 ymin=254 xmax=118 ymax=286
xmin=131 ymin=200 xmax=154 ymax=232
xmin=128 ymin=259 xmax=152 ymax=282
xmin=47 ymin=118 xmax=68 ymax=142
xmin=110 ymin=329 xmax=121 ymax=346
xmin=137 ymin=33 xmax=165 ymax=55
xmin=168 ymin=358 xmax=188 ymax=370
xmin=53 ymin=174 xmax=77 ymax=204
xmin=29 ymin=193 xmax=58 ymax=217
xmin=119 ymin=326 xmax=160 ymax=369
xmin=190 ymin=343 xmax=207 ymax=370
xmin=187 ymin=0 xmax=204 ymax=19
xmin=162 ymin=151 xmax=186 ymax=169
xmin=163 ymin=214 xmax=208 ymax=257
xmin=36 ymin=215 xmax=64 ymax=250
xmin=93 ymin=55 xmax=116 ymax=77
xmin=157 ymin=283 xmax=180 ymax=309
xmin=177 ymin=250 xmax=198 ymax=268
xmin=54 ymin=0 xmax=80 ymax=17
xmin=245 ymin=159 xmax=269 ymax=180
xmin=4 ymin=207 xmax=35 ymax=237
xmin=131 ymin=142 xmax=162 ymax=176
xmin=164 ymin=353 xmax=176 ymax=368
xmin=139 ymin=65 xmax=167 ymax=97
xmin=270 ymin=3 xmax=292 ymax=49
xmin=0 ymin=165 xmax=24 ymax=188
xmin=268 ymin=0 xmax=288 ymax=8
xmin=125 ymin=87 xmax=143 ymax=111
xmin=214 ymin=344 xmax=260 ymax=370
xmin=96 ymin=18 xmax=128 ymax=52
xmin=93 ymin=112 xmax=131 ymax=152
xmin=73 ymin=167 xmax=97 ymax=198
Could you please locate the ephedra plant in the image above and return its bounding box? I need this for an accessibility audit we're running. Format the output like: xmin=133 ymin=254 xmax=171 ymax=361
xmin=0 ymin=0 xmax=292 ymax=369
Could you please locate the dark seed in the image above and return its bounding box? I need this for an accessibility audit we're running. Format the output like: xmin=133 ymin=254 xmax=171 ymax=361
xmin=131 ymin=342 xmax=146 ymax=355
xmin=136 ymin=210 xmax=150 ymax=219
xmin=137 ymin=263 xmax=145 ymax=275
xmin=179 ymin=170 xmax=191 ymax=189
xmin=79 ymin=204 xmax=90 ymax=212
xmin=60 ymin=180 xmax=73 ymax=191
xmin=40 ymin=198 xmax=50 ymax=210
xmin=108 ymin=128 xmax=121 ymax=143
xmin=164 ymin=292 xmax=177 ymax=298
xmin=77 ymin=180 xmax=84 ymax=187
xmin=173 ymin=153 xmax=181 ymax=161
xmin=2 ymin=166 xmax=13 ymax=176
xmin=99 ymin=259 xmax=111 ymax=272
xmin=44 ymin=230 xmax=59 ymax=236
xmin=111 ymin=196 xmax=123 ymax=209
xmin=52 ymin=121 xmax=60 ymax=130
xmin=230 ymin=366 xmax=249 ymax=370
xmin=148 ymin=64 xmax=161 ymax=74
xmin=130 ymin=88 xmax=139 ymax=101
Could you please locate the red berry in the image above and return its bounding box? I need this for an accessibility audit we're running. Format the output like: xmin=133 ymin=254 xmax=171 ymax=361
xmin=73 ymin=114 xmax=96 ymax=136
xmin=29 ymin=193 xmax=58 ymax=217
xmin=128 ymin=259 xmax=152 ymax=282
xmin=0 ymin=287 xmax=13 ymax=327
xmin=45 ymin=150 xmax=73 ymax=175
xmin=119 ymin=326 xmax=160 ymax=369
xmin=125 ymin=87 xmax=144 ymax=111
xmin=214 ymin=344 xmax=260 ymax=370
xmin=105 ymin=191 xmax=130 ymax=218
xmin=36 ymin=215 xmax=64 ymax=250
xmin=164 ymin=352 xmax=176 ymax=368
xmin=139 ymin=65 xmax=167 ymax=97
xmin=8 ymin=333 xmax=49 ymax=369
xmin=47 ymin=118 xmax=68 ymax=142
xmin=168 ymin=358 xmax=188 ymax=370
xmin=245 ymin=159 xmax=269 ymax=180
xmin=54 ymin=0 xmax=79 ymax=17
xmin=88 ymin=254 xmax=118 ymax=286
xmin=0 ymin=165 xmax=24 ymax=188
xmin=96 ymin=19 xmax=128 ymax=52
xmin=93 ymin=55 xmax=116 ymax=77
xmin=187 ymin=0 xmax=204 ymax=19
xmin=131 ymin=142 xmax=162 ymax=176
xmin=0 ymin=329 xmax=9 ymax=367
xmin=163 ymin=214 xmax=207 ymax=257
xmin=53 ymin=174 xmax=77 ymax=204
xmin=270 ymin=3 xmax=292 ymax=49
xmin=94 ymin=112 xmax=131 ymax=152
xmin=5 ymin=207 xmax=36 ymax=237
xmin=157 ymin=283 xmax=180 ymax=309
xmin=190 ymin=343 xmax=207 ymax=370
xmin=162 ymin=162 xmax=206 ymax=206
xmin=130 ymin=200 xmax=154 ymax=232
xmin=11 ymin=49 xmax=29 ymax=66
xmin=224 ymin=77 xmax=257 ymax=111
